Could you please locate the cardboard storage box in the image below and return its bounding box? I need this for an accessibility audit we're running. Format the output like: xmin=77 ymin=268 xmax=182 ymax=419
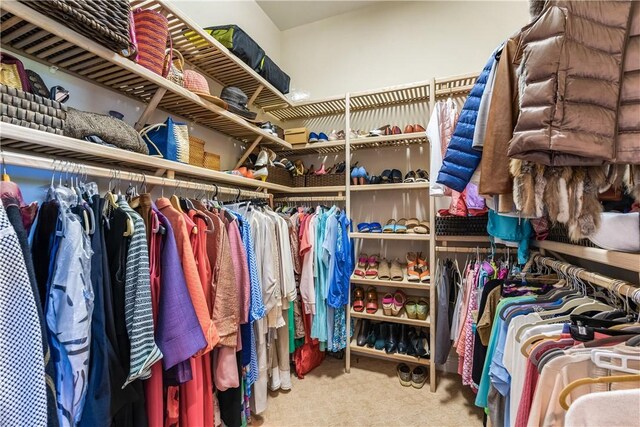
xmin=284 ymin=127 xmax=309 ymax=145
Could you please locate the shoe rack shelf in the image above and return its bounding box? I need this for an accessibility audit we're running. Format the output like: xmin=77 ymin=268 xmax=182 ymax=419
xmin=435 ymin=235 xmax=491 ymax=242
xmin=349 ymin=342 xmax=430 ymax=367
xmin=350 ymin=309 xmax=431 ymax=328
xmin=0 ymin=0 xmax=291 ymax=149
xmin=350 ymin=275 xmax=430 ymax=291
xmin=349 ymin=232 xmax=431 ymax=241
xmin=350 ymin=182 xmax=430 ymax=192
xmin=277 ymin=133 xmax=430 ymax=157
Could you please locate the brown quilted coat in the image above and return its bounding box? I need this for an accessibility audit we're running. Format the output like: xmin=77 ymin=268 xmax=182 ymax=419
xmin=507 ymin=0 xmax=638 ymax=166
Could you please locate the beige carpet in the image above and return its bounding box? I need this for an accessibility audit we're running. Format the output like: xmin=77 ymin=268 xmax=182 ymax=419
xmin=254 ymin=356 xmax=483 ymax=427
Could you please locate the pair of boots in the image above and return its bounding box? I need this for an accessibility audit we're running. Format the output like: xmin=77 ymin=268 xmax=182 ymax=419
xmin=356 ymin=320 xmax=429 ymax=357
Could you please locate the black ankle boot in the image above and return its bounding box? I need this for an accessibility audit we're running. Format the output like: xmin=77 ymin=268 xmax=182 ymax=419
xmin=357 ymin=319 xmax=370 ymax=347
xmin=397 ymin=324 xmax=408 ymax=354
xmin=406 ymin=327 xmax=418 ymax=356
xmin=367 ymin=323 xmax=379 ymax=348
xmin=385 ymin=323 xmax=399 ymax=354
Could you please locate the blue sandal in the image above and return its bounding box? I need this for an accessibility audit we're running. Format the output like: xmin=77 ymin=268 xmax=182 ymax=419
xmin=382 ymin=219 xmax=396 ymax=233
xmin=357 ymin=222 xmax=371 ymax=233
xmin=369 ymin=222 xmax=382 ymax=233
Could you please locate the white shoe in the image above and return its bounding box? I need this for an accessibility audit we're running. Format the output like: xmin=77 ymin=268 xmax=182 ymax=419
xmin=269 ymin=367 xmax=281 ymax=391
xmin=328 ymin=130 xmax=339 ymax=141
xmin=255 ymin=149 xmax=269 ymax=168
xmin=252 ymin=167 xmax=268 ymax=181
xmin=280 ymin=370 xmax=292 ymax=391
xmin=349 ymin=129 xmax=359 ymax=140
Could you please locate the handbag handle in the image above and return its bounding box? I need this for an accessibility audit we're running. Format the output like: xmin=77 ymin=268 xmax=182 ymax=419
xmin=139 ymin=123 xmax=166 ymax=158
xmin=161 ymin=36 xmax=173 ymax=78
xmin=164 ymin=47 xmax=184 ymax=72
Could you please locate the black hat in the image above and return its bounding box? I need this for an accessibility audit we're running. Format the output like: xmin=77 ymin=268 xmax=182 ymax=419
xmin=220 ymin=86 xmax=257 ymax=120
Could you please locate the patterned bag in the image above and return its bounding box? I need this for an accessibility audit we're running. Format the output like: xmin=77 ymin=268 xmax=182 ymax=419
xmin=140 ymin=117 xmax=190 ymax=163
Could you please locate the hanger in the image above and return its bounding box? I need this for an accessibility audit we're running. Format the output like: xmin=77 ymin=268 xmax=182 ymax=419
xmin=558 ymin=374 xmax=640 ymax=410
xmin=170 ymin=180 xmax=184 ymax=213
xmin=591 ymin=350 xmax=640 ymax=375
xmin=104 ymin=169 xmax=133 ymax=237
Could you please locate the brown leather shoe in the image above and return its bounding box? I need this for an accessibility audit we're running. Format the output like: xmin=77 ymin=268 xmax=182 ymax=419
xmin=392 ymin=125 xmax=402 ymax=135
xmin=414 ymin=124 xmax=425 ymax=133
xmin=404 ymin=124 xmax=414 ymax=133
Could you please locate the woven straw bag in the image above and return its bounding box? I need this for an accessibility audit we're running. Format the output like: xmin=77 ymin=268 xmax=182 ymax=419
xmin=133 ymin=9 xmax=171 ymax=76
xmin=165 ymin=48 xmax=184 ymax=87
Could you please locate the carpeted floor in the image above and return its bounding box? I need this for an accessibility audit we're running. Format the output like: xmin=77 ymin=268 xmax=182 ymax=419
xmin=253 ymin=356 xmax=483 ymax=427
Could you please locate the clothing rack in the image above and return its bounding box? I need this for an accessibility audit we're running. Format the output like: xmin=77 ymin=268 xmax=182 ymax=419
xmin=0 ymin=150 xmax=270 ymax=199
xmin=273 ymin=195 xmax=346 ymax=203
xmin=532 ymin=253 xmax=640 ymax=304
xmin=435 ymin=246 xmax=511 ymax=254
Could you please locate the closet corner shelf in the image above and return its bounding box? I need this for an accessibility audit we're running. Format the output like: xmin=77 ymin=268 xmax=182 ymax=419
xmin=435 ymin=235 xmax=491 ymax=242
xmin=287 ymin=185 xmax=346 ymax=194
xmin=350 ymin=308 xmax=431 ymax=328
xmin=350 ymin=232 xmax=431 ymax=241
xmin=278 ymin=140 xmax=346 ymax=156
xmin=434 ymin=73 xmax=479 ymax=99
xmin=350 ymin=182 xmax=430 ymax=192
xmin=264 ymin=80 xmax=430 ymax=121
xmin=0 ymin=1 xmax=291 ymax=149
xmin=531 ymin=240 xmax=640 ymax=273
xmin=350 ymin=275 xmax=430 ymax=291
xmin=349 ymin=342 xmax=430 ymax=366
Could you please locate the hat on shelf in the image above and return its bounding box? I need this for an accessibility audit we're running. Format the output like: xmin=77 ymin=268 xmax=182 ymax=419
xmin=183 ymin=70 xmax=227 ymax=108
xmin=220 ymin=86 xmax=257 ymax=120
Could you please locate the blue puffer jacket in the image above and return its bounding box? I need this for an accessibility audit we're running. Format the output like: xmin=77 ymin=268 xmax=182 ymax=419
xmin=436 ymin=49 xmax=499 ymax=192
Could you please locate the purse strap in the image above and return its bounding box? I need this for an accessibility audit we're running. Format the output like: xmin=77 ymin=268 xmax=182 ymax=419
xmin=139 ymin=123 xmax=166 ymax=158
xmin=161 ymin=36 xmax=173 ymax=78
xmin=164 ymin=47 xmax=184 ymax=72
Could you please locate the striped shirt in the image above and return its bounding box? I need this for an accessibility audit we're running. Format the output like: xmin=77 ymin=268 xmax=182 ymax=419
xmin=118 ymin=199 xmax=162 ymax=386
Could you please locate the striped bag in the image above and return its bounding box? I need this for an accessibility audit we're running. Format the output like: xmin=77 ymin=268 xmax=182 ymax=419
xmin=132 ymin=9 xmax=171 ymax=76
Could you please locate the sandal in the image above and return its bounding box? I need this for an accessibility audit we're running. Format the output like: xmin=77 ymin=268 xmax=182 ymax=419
xmin=395 ymin=218 xmax=408 ymax=233
xmin=390 ymin=258 xmax=404 ymax=281
xmin=353 ymin=287 xmax=365 ymax=312
xmin=365 ymin=255 xmax=380 ymax=278
xmin=403 ymin=171 xmax=417 ymax=183
xmin=417 ymin=299 xmax=429 ymax=321
xmin=413 ymin=221 xmax=430 ymax=235
xmin=416 ymin=169 xmax=430 ymax=182
xmin=378 ymin=259 xmax=391 ymax=280
xmin=417 ymin=253 xmax=430 ymax=282
xmin=392 ymin=290 xmax=407 ymax=316
xmin=382 ymin=293 xmax=394 ymax=316
xmin=405 ymin=301 xmax=418 ymax=319
xmin=391 ymin=169 xmax=402 ymax=183
xmin=380 ymin=169 xmax=392 ymax=183
xmin=369 ymin=222 xmax=382 ymax=233
xmin=354 ymin=253 xmax=368 ymax=277
xmin=357 ymin=222 xmax=371 ymax=233
xmin=365 ymin=287 xmax=378 ymax=314
xmin=405 ymin=218 xmax=420 ymax=232
xmin=382 ymin=219 xmax=396 ymax=233
xmin=406 ymin=252 xmax=421 ymax=282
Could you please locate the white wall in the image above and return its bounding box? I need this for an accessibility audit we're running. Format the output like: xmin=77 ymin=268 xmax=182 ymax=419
xmin=169 ymin=0 xmax=282 ymax=63
xmin=280 ymin=1 xmax=530 ymax=99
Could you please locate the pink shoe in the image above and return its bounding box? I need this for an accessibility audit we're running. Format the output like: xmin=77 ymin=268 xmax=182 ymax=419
xmin=314 ymin=163 xmax=327 ymax=175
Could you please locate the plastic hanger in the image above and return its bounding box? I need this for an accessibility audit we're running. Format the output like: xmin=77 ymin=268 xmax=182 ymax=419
xmin=170 ymin=181 xmax=184 ymax=213
xmin=591 ymin=350 xmax=640 ymax=375
xmin=558 ymin=374 xmax=640 ymax=410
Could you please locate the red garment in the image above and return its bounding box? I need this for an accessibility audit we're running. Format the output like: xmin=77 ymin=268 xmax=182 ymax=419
xmin=144 ymin=211 xmax=164 ymax=427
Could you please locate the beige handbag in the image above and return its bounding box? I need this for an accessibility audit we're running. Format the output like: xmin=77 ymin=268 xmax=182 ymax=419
xmin=164 ymin=48 xmax=185 ymax=86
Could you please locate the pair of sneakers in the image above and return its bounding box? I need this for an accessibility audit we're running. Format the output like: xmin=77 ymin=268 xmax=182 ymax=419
xmin=397 ymin=363 xmax=427 ymax=388
xmin=308 ymin=132 xmax=328 ymax=143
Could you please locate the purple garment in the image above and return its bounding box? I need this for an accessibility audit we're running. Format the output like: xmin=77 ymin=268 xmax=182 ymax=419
xmin=152 ymin=205 xmax=206 ymax=373
xmin=465 ymin=182 xmax=486 ymax=210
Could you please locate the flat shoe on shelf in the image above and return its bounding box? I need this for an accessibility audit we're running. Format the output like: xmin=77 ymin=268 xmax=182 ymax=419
xmin=406 ymin=252 xmax=420 ymax=282
xmin=378 ymin=259 xmax=391 ymax=280
xmin=413 ymin=221 xmax=430 ymax=234
xmin=365 ymin=287 xmax=378 ymax=314
xmin=353 ymin=287 xmax=365 ymax=312
xmin=390 ymin=259 xmax=404 ymax=281
xmin=404 ymin=171 xmax=417 ymax=182
xmin=405 ymin=218 xmax=420 ymax=231
xmin=365 ymin=255 xmax=380 ymax=278
xmin=404 ymin=124 xmax=415 ymax=134
xmin=354 ymin=253 xmax=368 ymax=277
xmin=417 ymin=299 xmax=429 ymax=321
xmin=382 ymin=293 xmax=394 ymax=316
xmin=380 ymin=169 xmax=392 ymax=183
xmin=369 ymin=222 xmax=383 ymax=233
xmin=392 ymin=290 xmax=406 ymax=316
xmin=382 ymin=219 xmax=396 ymax=233
xmin=405 ymin=301 xmax=418 ymax=319
xmin=308 ymin=132 xmax=319 ymax=143
xmin=395 ymin=218 xmax=408 ymax=233
xmin=414 ymin=124 xmax=426 ymax=133
xmin=416 ymin=169 xmax=430 ymax=182
xmin=391 ymin=169 xmax=402 ymax=183
xmin=357 ymin=222 xmax=371 ymax=233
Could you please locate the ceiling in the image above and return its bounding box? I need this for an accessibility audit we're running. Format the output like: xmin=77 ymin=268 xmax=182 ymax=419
xmin=257 ymin=1 xmax=379 ymax=30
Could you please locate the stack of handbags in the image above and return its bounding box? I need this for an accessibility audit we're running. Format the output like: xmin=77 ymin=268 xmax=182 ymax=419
xmin=18 ymin=0 xmax=136 ymax=57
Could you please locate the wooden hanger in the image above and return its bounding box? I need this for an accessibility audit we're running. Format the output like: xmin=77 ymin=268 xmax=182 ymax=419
xmin=558 ymin=374 xmax=640 ymax=410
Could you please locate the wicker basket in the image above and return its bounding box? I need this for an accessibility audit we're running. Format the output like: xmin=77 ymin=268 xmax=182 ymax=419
xmin=306 ymin=173 xmax=345 ymax=187
xmin=435 ymin=215 xmax=488 ymax=236
xmin=189 ymin=136 xmax=205 ymax=167
xmin=267 ymin=166 xmax=293 ymax=186
xmin=0 ymin=83 xmax=67 ymax=135
xmin=133 ymin=8 xmax=170 ymax=76
xmin=292 ymin=175 xmax=306 ymax=187
xmin=19 ymin=0 xmax=134 ymax=56
xmin=203 ymin=152 xmax=220 ymax=171
xmin=546 ymin=224 xmax=598 ymax=248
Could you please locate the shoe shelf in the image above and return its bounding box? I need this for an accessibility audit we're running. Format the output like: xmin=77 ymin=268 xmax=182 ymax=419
xmin=0 ymin=1 xmax=291 ymax=149
xmin=350 ymin=308 xmax=431 ymax=328
xmin=265 ymin=81 xmax=430 ymax=121
xmin=277 ymin=140 xmax=347 ymax=157
xmin=350 ymin=182 xmax=430 ymax=192
xmin=531 ymin=240 xmax=640 ymax=273
xmin=349 ymin=342 xmax=430 ymax=366
xmin=129 ymin=0 xmax=290 ymax=109
xmin=350 ymin=133 xmax=428 ymax=151
xmin=434 ymin=73 xmax=479 ymax=99
xmin=350 ymin=232 xmax=431 ymax=241
xmin=0 ymin=123 xmax=294 ymax=192
xmin=350 ymin=274 xmax=430 ymax=291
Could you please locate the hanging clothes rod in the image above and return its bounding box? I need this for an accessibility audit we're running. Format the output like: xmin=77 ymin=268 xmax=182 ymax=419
xmin=435 ymin=246 xmax=511 ymax=254
xmin=532 ymin=253 xmax=640 ymax=304
xmin=273 ymin=196 xmax=346 ymax=202
xmin=1 ymin=150 xmax=269 ymax=199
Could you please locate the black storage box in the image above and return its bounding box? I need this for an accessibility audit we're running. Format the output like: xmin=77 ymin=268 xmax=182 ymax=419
xmin=205 ymin=25 xmax=264 ymax=71
xmin=258 ymin=55 xmax=291 ymax=94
